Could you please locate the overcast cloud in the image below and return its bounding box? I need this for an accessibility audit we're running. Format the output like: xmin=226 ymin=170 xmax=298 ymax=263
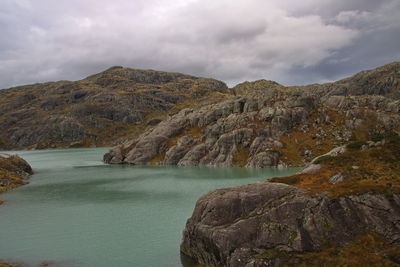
xmin=0 ymin=0 xmax=399 ymax=88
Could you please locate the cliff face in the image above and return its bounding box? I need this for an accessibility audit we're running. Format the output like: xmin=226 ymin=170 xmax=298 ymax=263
xmin=180 ymin=136 xmax=400 ymax=266
xmin=0 ymin=67 xmax=228 ymax=149
xmin=104 ymin=62 xmax=400 ymax=168
xmin=0 ymin=154 xmax=33 ymax=204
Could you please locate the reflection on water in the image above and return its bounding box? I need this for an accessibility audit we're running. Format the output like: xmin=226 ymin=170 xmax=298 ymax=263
xmin=0 ymin=148 xmax=299 ymax=267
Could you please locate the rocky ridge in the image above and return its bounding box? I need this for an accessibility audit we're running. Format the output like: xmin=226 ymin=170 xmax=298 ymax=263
xmin=180 ymin=134 xmax=400 ymax=266
xmin=0 ymin=153 xmax=33 ymax=204
xmin=104 ymin=62 xmax=400 ymax=168
xmin=0 ymin=67 xmax=228 ymax=149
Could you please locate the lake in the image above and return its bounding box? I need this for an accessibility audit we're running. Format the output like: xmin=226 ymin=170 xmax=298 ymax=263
xmin=0 ymin=148 xmax=299 ymax=267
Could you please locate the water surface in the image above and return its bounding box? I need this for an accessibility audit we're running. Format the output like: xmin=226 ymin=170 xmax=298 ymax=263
xmin=0 ymin=148 xmax=299 ymax=267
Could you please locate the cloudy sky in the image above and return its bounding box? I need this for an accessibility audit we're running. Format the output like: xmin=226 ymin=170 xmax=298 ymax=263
xmin=1 ymin=0 xmax=399 ymax=89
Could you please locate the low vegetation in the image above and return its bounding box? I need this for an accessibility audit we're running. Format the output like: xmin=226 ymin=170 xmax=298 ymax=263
xmin=255 ymin=233 xmax=400 ymax=266
xmin=270 ymin=133 xmax=400 ymax=197
xmin=232 ymin=146 xmax=250 ymax=167
xmin=263 ymin=133 xmax=400 ymax=265
xmin=0 ymin=155 xmax=33 ymax=203
xmin=277 ymin=109 xmax=345 ymax=166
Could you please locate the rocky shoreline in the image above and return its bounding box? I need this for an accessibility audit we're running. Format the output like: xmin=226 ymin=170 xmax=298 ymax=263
xmin=104 ymin=62 xmax=400 ymax=168
xmin=180 ymin=136 xmax=400 ymax=266
xmin=0 ymin=153 xmax=33 ymax=204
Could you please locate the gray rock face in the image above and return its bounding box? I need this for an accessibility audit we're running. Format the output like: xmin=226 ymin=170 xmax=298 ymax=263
xmin=180 ymin=181 xmax=400 ymax=266
xmin=164 ymin=136 xmax=198 ymax=165
xmin=328 ymin=173 xmax=347 ymax=184
xmin=178 ymin=144 xmax=207 ymax=166
xmin=105 ymin=62 xmax=400 ymax=167
xmin=104 ymin=93 xmax=321 ymax=166
xmin=246 ymin=151 xmax=280 ymax=168
xmin=124 ymin=135 xmax=168 ymax=165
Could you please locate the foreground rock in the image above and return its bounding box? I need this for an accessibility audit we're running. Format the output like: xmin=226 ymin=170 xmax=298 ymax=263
xmin=180 ymin=136 xmax=400 ymax=266
xmin=105 ymin=62 xmax=400 ymax=168
xmin=181 ymin=183 xmax=400 ymax=266
xmin=0 ymin=154 xmax=33 ymax=203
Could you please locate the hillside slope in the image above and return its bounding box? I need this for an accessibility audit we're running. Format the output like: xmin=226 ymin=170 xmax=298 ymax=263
xmin=0 ymin=67 xmax=228 ymax=149
xmin=104 ymin=62 xmax=400 ymax=167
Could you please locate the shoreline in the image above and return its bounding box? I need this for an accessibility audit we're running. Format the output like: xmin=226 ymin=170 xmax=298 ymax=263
xmin=0 ymin=154 xmax=33 ymax=205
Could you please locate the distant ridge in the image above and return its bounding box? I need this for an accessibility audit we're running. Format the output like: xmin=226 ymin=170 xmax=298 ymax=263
xmin=0 ymin=67 xmax=228 ymax=149
xmin=1 ymin=62 xmax=399 ymax=151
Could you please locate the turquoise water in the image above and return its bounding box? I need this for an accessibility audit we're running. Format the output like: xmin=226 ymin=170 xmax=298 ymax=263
xmin=0 ymin=148 xmax=299 ymax=267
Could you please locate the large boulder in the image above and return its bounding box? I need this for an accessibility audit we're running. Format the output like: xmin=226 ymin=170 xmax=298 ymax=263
xmin=181 ymin=181 xmax=400 ymax=266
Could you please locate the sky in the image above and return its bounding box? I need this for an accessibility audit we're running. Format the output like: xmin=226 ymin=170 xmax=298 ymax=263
xmin=0 ymin=0 xmax=399 ymax=89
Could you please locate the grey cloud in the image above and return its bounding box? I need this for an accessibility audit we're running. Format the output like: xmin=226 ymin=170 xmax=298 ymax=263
xmin=277 ymin=0 xmax=386 ymax=19
xmin=0 ymin=0 xmax=399 ymax=89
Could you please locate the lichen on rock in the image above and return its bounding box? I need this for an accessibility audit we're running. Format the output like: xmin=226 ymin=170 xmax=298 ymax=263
xmin=180 ymin=136 xmax=400 ymax=266
xmin=0 ymin=154 xmax=33 ymax=203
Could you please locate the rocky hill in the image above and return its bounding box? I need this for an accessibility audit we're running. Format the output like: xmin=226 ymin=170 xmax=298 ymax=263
xmin=104 ymin=62 xmax=400 ymax=167
xmin=0 ymin=67 xmax=228 ymax=149
xmin=0 ymin=154 xmax=33 ymax=204
xmin=180 ymin=134 xmax=400 ymax=266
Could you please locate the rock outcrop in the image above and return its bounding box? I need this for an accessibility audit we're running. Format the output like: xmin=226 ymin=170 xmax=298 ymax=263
xmin=105 ymin=62 xmax=400 ymax=168
xmin=0 ymin=154 xmax=33 ymax=203
xmin=0 ymin=67 xmax=228 ymax=149
xmin=181 ymin=183 xmax=400 ymax=266
xmin=180 ymin=136 xmax=400 ymax=266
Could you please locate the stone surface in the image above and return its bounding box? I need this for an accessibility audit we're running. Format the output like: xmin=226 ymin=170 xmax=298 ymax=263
xmin=105 ymin=62 xmax=400 ymax=167
xmin=0 ymin=154 xmax=33 ymax=195
xmin=328 ymin=173 xmax=347 ymax=184
xmin=180 ymin=181 xmax=400 ymax=266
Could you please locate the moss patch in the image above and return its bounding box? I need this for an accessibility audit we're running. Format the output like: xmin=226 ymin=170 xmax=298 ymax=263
xmin=278 ymin=109 xmax=344 ymax=166
xmin=149 ymin=153 xmax=166 ymax=165
xmin=0 ymin=155 xmax=32 ymax=194
xmin=346 ymin=141 xmax=367 ymax=150
xmin=254 ymin=233 xmax=400 ymax=266
xmin=232 ymin=147 xmax=250 ymax=167
xmin=270 ymin=137 xmax=400 ymax=197
xmin=0 ymin=263 xmax=19 ymax=267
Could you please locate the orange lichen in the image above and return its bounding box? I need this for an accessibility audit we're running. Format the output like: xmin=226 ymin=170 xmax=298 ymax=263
xmin=276 ymin=109 xmax=345 ymax=166
xmin=232 ymin=147 xmax=250 ymax=167
xmin=0 ymin=156 xmax=29 ymax=193
xmin=148 ymin=152 xmax=166 ymax=165
xmin=285 ymin=233 xmax=400 ymax=266
xmin=270 ymin=136 xmax=400 ymax=197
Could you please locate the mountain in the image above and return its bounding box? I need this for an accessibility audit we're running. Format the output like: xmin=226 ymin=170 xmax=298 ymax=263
xmin=104 ymin=62 xmax=400 ymax=167
xmin=0 ymin=67 xmax=228 ymax=149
